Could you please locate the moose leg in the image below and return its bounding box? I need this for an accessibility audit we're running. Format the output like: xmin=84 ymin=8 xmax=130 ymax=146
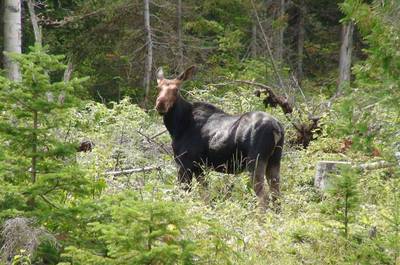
xmin=194 ymin=170 xmax=208 ymax=189
xmin=266 ymin=145 xmax=282 ymax=211
xmin=248 ymin=157 xmax=268 ymax=211
xmin=194 ymin=170 xmax=211 ymax=201
xmin=178 ymin=167 xmax=193 ymax=191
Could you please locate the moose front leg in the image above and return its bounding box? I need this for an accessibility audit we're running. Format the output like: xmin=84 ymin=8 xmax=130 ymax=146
xmin=177 ymin=167 xmax=193 ymax=191
xmin=193 ymin=168 xmax=207 ymax=188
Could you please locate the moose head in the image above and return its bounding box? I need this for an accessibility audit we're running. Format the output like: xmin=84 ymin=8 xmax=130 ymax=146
xmin=155 ymin=66 xmax=196 ymax=114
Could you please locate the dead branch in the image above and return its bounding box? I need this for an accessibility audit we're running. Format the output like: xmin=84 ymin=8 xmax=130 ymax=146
xmin=105 ymin=165 xmax=162 ymax=176
xmin=40 ymin=8 xmax=106 ymax=27
xmin=150 ymin=129 xmax=167 ymax=139
xmin=40 ymin=2 xmax=137 ymax=28
xmin=137 ymin=130 xmax=172 ymax=155
xmin=358 ymin=161 xmax=395 ymax=171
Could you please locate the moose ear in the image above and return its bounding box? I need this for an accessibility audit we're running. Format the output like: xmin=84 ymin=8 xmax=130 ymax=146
xmin=156 ymin=67 xmax=164 ymax=85
xmin=177 ymin=65 xmax=196 ymax=81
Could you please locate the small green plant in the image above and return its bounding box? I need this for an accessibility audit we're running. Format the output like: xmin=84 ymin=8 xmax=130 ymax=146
xmin=324 ymin=166 xmax=360 ymax=238
xmin=382 ymin=180 xmax=400 ymax=264
xmin=11 ymin=250 xmax=31 ymax=265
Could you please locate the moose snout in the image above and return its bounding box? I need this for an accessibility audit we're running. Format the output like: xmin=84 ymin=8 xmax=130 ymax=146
xmin=155 ymin=98 xmax=167 ymax=114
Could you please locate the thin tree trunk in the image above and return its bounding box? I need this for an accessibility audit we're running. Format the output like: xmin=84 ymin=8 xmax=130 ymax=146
xmin=278 ymin=0 xmax=285 ymax=60
xmin=143 ymin=0 xmax=153 ymax=106
xmin=0 ymin=1 xmax=4 ymax=68
xmin=27 ymin=0 xmax=42 ymax=46
xmin=177 ymin=0 xmax=184 ymax=72
xmin=338 ymin=21 xmax=354 ymax=94
xmin=3 ymin=0 xmax=22 ymax=81
xmin=296 ymin=0 xmax=305 ymax=83
xmin=32 ymin=110 xmax=38 ymax=183
xmin=251 ymin=10 xmax=257 ymax=58
xmin=274 ymin=0 xmax=285 ymax=63
xmin=63 ymin=58 xmax=73 ymax=82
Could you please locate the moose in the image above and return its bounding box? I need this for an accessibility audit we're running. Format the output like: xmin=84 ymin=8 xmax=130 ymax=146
xmin=155 ymin=66 xmax=284 ymax=210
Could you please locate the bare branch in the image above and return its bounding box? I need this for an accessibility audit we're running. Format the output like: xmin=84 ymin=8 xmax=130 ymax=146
xmin=359 ymin=161 xmax=395 ymax=171
xmin=27 ymin=0 xmax=42 ymax=46
xmin=41 ymin=8 xmax=106 ymax=27
xmin=136 ymin=130 xmax=172 ymax=156
xmin=105 ymin=165 xmax=162 ymax=176
xmin=150 ymin=129 xmax=167 ymax=139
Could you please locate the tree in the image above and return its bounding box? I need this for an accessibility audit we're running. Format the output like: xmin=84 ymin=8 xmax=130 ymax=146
xmin=337 ymin=21 xmax=354 ymax=93
xmin=296 ymin=0 xmax=305 ymax=83
xmin=27 ymin=0 xmax=42 ymax=47
xmin=3 ymin=0 xmax=22 ymax=81
xmin=251 ymin=10 xmax=258 ymax=58
xmin=176 ymin=0 xmax=184 ymax=72
xmin=0 ymin=1 xmax=4 ymax=69
xmin=275 ymin=0 xmax=286 ymax=63
xmin=324 ymin=166 xmax=360 ymax=238
xmin=143 ymin=0 xmax=153 ymax=106
xmin=0 ymin=46 xmax=96 ymax=220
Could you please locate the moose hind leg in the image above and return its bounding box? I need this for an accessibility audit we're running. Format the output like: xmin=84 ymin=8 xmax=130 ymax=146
xmin=248 ymin=158 xmax=268 ymax=211
xmin=266 ymin=145 xmax=282 ymax=210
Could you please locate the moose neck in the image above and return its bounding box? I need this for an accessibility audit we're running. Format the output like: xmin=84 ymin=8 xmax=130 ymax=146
xmin=163 ymin=95 xmax=192 ymax=140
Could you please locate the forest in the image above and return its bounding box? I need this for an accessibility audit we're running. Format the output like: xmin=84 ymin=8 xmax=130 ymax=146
xmin=0 ymin=0 xmax=400 ymax=264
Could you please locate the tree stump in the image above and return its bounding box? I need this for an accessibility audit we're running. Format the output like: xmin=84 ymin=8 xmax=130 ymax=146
xmin=314 ymin=161 xmax=351 ymax=191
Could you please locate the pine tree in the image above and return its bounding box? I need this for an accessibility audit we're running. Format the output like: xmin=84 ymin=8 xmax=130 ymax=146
xmin=325 ymin=166 xmax=360 ymax=238
xmin=0 ymin=45 xmax=94 ymax=220
xmin=60 ymin=190 xmax=240 ymax=265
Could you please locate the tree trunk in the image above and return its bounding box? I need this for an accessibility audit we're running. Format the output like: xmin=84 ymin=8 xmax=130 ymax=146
xmin=27 ymin=0 xmax=42 ymax=46
xmin=32 ymin=110 xmax=38 ymax=183
xmin=3 ymin=0 xmax=22 ymax=81
xmin=251 ymin=10 xmax=257 ymax=58
xmin=143 ymin=0 xmax=153 ymax=106
xmin=274 ymin=0 xmax=285 ymax=63
xmin=338 ymin=21 xmax=354 ymax=93
xmin=0 ymin=1 xmax=4 ymax=69
xmin=63 ymin=58 xmax=73 ymax=82
xmin=296 ymin=0 xmax=305 ymax=83
xmin=176 ymin=0 xmax=184 ymax=72
xmin=314 ymin=161 xmax=351 ymax=191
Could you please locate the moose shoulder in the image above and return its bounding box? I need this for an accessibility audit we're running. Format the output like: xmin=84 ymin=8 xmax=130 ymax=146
xmin=155 ymin=66 xmax=284 ymax=210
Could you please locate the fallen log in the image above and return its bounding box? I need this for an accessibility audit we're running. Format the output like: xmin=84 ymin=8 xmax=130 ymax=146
xmin=105 ymin=165 xmax=162 ymax=176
